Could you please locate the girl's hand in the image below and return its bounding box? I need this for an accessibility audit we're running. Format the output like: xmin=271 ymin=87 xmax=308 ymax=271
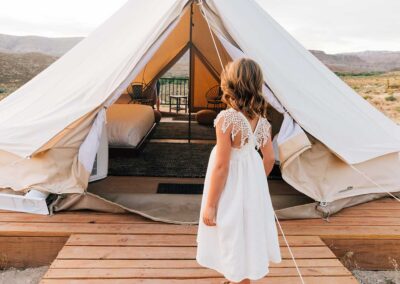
xmin=202 ymin=205 xmax=216 ymax=226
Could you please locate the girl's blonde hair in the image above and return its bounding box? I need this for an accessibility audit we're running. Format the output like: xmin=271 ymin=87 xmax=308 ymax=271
xmin=220 ymin=58 xmax=268 ymax=119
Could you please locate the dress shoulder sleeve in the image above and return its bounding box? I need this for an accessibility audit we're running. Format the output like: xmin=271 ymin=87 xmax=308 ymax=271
xmin=255 ymin=117 xmax=272 ymax=149
xmin=213 ymin=108 xmax=245 ymax=141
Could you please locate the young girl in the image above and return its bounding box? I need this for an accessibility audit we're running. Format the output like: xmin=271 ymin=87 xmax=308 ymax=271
xmin=196 ymin=58 xmax=282 ymax=284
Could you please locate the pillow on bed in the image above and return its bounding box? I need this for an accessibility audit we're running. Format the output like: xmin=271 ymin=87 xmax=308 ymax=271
xmin=106 ymin=104 xmax=155 ymax=148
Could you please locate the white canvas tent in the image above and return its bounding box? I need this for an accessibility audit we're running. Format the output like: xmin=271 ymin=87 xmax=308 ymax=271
xmin=0 ymin=0 xmax=399 ymax=221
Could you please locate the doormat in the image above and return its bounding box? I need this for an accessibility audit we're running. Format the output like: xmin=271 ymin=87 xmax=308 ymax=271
xmin=157 ymin=183 xmax=204 ymax=194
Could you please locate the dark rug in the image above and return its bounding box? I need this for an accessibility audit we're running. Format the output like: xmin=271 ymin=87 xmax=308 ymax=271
xmin=152 ymin=122 xmax=216 ymax=140
xmin=173 ymin=115 xmax=196 ymax=121
xmin=109 ymin=142 xmax=214 ymax=178
xmin=160 ymin=112 xmax=196 ymax=121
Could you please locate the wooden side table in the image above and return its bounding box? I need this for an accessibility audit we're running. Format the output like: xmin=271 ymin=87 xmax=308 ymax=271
xmin=169 ymin=95 xmax=188 ymax=113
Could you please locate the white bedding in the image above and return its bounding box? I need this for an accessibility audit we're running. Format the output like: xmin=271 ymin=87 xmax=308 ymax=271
xmin=106 ymin=104 xmax=155 ymax=147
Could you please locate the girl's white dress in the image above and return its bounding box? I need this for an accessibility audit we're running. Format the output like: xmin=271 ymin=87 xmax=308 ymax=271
xmin=196 ymin=108 xmax=282 ymax=282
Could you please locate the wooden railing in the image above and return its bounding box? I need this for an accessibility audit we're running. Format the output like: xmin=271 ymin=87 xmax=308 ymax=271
xmin=158 ymin=77 xmax=189 ymax=105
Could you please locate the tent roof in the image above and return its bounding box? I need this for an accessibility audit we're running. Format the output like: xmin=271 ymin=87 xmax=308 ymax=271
xmin=0 ymin=0 xmax=399 ymax=165
xmin=206 ymin=0 xmax=400 ymax=164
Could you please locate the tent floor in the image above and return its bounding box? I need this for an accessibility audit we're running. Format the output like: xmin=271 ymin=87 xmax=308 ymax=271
xmin=0 ymin=198 xmax=400 ymax=282
xmin=88 ymin=176 xmax=302 ymax=195
xmin=87 ymin=176 xmax=313 ymax=214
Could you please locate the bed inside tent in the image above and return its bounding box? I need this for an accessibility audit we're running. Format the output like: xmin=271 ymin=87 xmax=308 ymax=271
xmin=0 ymin=0 xmax=399 ymax=223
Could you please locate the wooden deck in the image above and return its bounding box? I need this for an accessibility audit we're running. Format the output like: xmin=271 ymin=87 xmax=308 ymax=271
xmin=41 ymin=235 xmax=355 ymax=283
xmin=1 ymin=197 xmax=400 ymax=283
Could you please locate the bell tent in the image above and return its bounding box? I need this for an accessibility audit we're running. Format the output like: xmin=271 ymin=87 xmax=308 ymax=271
xmin=0 ymin=0 xmax=399 ymax=222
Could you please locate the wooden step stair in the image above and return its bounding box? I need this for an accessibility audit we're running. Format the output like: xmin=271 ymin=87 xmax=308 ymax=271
xmin=40 ymin=234 xmax=358 ymax=283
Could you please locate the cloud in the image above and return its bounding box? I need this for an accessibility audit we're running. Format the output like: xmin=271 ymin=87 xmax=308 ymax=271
xmin=256 ymin=0 xmax=400 ymax=53
xmin=0 ymin=0 xmax=399 ymax=52
xmin=0 ymin=0 xmax=127 ymax=37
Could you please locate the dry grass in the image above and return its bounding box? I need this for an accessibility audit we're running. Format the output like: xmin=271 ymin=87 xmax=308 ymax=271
xmin=340 ymin=71 xmax=400 ymax=123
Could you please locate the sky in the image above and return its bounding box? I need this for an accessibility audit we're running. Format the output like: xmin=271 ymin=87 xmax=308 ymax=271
xmin=0 ymin=0 xmax=399 ymax=54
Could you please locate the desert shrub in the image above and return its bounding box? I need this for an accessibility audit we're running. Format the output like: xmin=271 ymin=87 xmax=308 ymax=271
xmin=385 ymin=95 xmax=397 ymax=102
xmin=396 ymin=107 xmax=400 ymax=113
xmin=335 ymin=71 xmax=384 ymax=77
xmin=0 ymin=88 xmax=6 ymax=94
xmin=388 ymin=84 xmax=400 ymax=89
xmin=363 ymin=95 xmax=371 ymax=100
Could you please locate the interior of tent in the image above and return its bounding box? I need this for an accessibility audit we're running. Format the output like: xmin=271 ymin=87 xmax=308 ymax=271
xmin=51 ymin=3 xmax=320 ymax=223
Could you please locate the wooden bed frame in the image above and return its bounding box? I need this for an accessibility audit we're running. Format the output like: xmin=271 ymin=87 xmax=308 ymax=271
xmin=108 ymin=122 xmax=157 ymax=154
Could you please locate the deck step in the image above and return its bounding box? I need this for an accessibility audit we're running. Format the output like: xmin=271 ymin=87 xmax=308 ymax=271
xmin=41 ymin=234 xmax=356 ymax=283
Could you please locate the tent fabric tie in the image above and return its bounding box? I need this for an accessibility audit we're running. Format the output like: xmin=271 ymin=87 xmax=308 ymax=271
xmin=198 ymin=0 xmax=306 ymax=282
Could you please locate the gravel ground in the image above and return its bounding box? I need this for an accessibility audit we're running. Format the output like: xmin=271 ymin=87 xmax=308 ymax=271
xmin=353 ymin=270 xmax=400 ymax=284
xmin=1 ymin=267 xmax=400 ymax=283
xmin=0 ymin=267 xmax=48 ymax=284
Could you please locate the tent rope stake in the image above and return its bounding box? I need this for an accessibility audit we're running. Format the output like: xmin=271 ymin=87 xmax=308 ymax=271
xmin=275 ymin=212 xmax=306 ymax=284
xmin=199 ymin=0 xmax=306 ymax=282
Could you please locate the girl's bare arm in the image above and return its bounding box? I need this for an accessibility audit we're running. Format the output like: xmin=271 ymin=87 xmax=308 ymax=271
xmin=260 ymin=130 xmax=275 ymax=177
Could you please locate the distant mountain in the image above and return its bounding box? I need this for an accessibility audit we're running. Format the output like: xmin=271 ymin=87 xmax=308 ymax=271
xmin=1 ymin=33 xmax=400 ymax=78
xmin=0 ymin=33 xmax=82 ymax=57
xmin=310 ymin=50 xmax=400 ymax=73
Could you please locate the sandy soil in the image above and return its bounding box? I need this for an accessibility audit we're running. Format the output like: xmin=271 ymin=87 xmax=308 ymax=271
xmin=353 ymin=270 xmax=400 ymax=284
xmin=0 ymin=267 xmax=48 ymax=284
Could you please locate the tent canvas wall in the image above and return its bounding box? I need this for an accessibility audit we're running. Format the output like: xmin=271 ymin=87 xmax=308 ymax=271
xmin=0 ymin=0 xmax=399 ymax=223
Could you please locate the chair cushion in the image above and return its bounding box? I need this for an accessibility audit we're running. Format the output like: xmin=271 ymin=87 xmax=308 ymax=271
xmin=196 ymin=109 xmax=217 ymax=126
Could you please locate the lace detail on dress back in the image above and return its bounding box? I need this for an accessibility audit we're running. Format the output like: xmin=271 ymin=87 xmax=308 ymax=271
xmin=214 ymin=108 xmax=271 ymax=149
xmin=255 ymin=116 xmax=272 ymax=149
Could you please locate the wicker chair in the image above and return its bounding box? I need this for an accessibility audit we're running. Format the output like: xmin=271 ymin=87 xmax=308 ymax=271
xmin=128 ymin=82 xmax=155 ymax=106
xmin=205 ymin=85 xmax=223 ymax=110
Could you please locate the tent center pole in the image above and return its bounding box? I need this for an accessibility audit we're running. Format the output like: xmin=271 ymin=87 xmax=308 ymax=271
xmin=188 ymin=0 xmax=194 ymax=143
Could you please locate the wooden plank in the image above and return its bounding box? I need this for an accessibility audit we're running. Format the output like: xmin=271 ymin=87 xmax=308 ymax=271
xmin=66 ymin=234 xmax=325 ymax=247
xmin=43 ymin=268 xmax=223 ymax=279
xmin=41 ymin=276 xmax=360 ymax=284
xmin=3 ymin=222 xmax=400 ymax=238
xmin=278 ymin=224 xmax=400 ymax=238
xmin=56 ymin=246 xmax=335 ymax=259
xmin=0 ymin=223 xmax=198 ymax=236
xmin=343 ymin=200 xmax=400 ymax=210
xmin=323 ymin=238 xmax=400 ymax=270
xmin=0 ymin=236 xmax=67 ymax=269
xmin=0 ymin=212 xmax=151 ymax=224
xmin=281 ymin=216 xmax=400 ymax=226
xmin=50 ymin=258 xmax=343 ymax=269
xmin=364 ymin=198 xmax=398 ymax=203
xmin=334 ymin=208 xmax=400 ymax=217
xmin=0 ymin=212 xmax=400 ymax=226
xmin=43 ymin=267 xmax=351 ymax=279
